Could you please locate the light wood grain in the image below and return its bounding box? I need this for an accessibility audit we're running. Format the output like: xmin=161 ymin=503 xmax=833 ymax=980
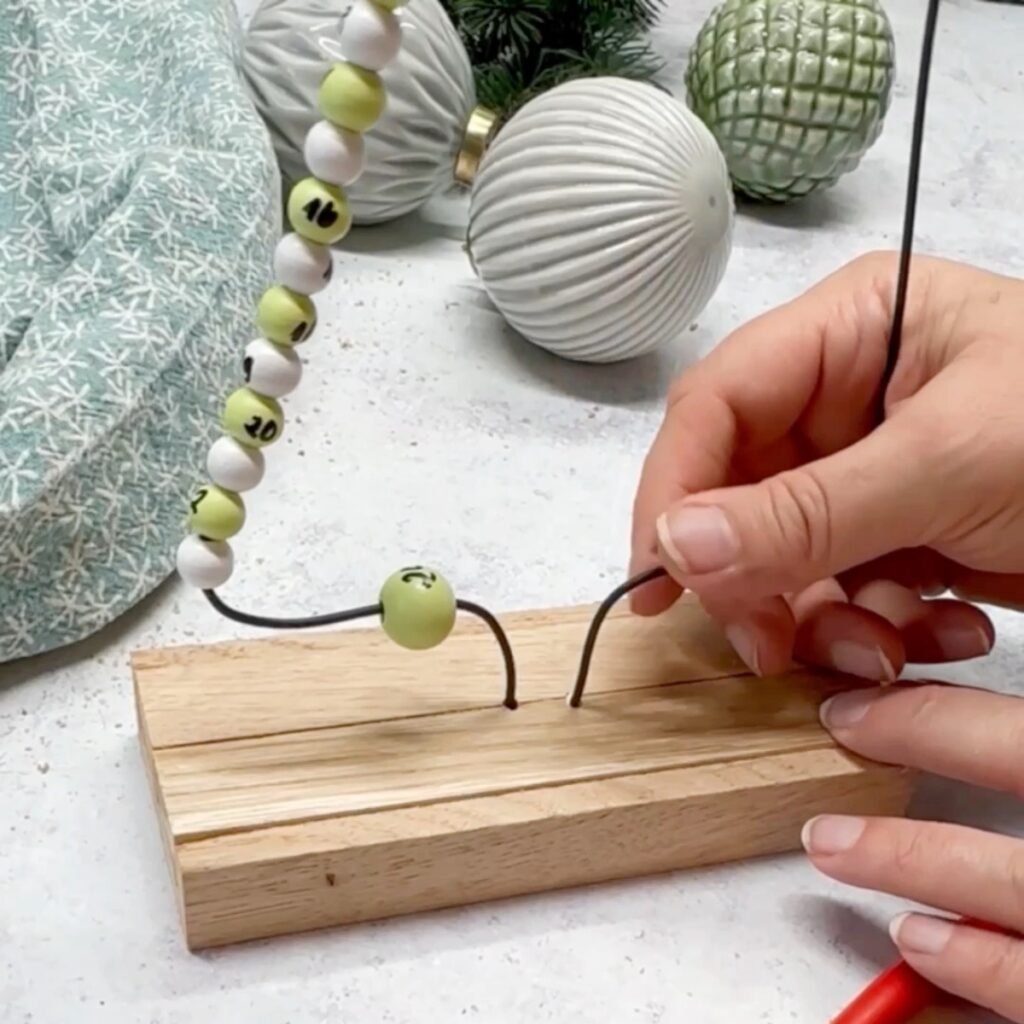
xmin=132 ymin=597 xmax=744 ymax=747
xmin=176 ymin=749 xmax=913 ymax=949
xmin=155 ymin=670 xmax=852 ymax=841
xmin=133 ymin=598 xmax=914 ymax=950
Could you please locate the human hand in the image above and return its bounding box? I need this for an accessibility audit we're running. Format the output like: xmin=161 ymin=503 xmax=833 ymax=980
xmin=630 ymin=251 xmax=1024 ymax=679
xmin=807 ymin=681 xmax=1024 ymax=1022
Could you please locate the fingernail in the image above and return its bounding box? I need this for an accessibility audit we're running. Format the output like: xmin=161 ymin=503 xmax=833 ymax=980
xmin=890 ymin=913 xmax=955 ymax=956
xmin=820 ymin=688 xmax=879 ymax=730
xmin=801 ymin=815 xmax=866 ymax=855
xmin=936 ymin=625 xmax=993 ymax=661
xmin=829 ymin=641 xmax=897 ymax=682
xmin=725 ymin=622 xmax=762 ymax=676
xmin=656 ymin=506 xmax=739 ymax=575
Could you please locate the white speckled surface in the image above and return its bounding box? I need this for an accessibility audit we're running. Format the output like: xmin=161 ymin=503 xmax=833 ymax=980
xmin=2 ymin=1 xmax=1023 ymax=1021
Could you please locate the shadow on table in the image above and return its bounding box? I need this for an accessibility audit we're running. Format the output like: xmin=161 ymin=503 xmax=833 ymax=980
xmin=456 ymin=287 xmax=693 ymax=407
xmin=341 ymin=212 xmax=467 ymax=255
xmin=733 ymin=186 xmax=857 ymax=231
xmin=786 ymin=893 xmax=895 ymax=971
xmin=784 ymin=894 xmax=999 ymax=1023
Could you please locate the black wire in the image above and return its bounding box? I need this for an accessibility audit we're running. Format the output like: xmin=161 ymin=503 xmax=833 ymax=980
xmin=881 ymin=0 xmax=941 ymax=403
xmin=204 ymin=588 xmax=382 ymax=629
xmin=567 ymin=566 xmax=667 ymax=708
xmin=203 ymin=589 xmax=518 ymax=709
xmin=456 ymin=599 xmax=518 ymax=709
xmin=205 ymin=0 xmax=942 ymax=713
xmin=571 ymin=1 xmax=942 ymax=708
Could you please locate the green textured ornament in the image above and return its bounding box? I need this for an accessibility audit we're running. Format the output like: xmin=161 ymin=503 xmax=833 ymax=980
xmin=379 ymin=566 xmax=457 ymax=651
xmin=685 ymin=0 xmax=896 ymax=201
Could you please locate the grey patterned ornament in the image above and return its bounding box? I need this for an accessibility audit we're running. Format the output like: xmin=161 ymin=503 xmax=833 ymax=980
xmin=243 ymin=0 xmax=481 ymax=224
xmin=468 ymin=78 xmax=734 ymax=364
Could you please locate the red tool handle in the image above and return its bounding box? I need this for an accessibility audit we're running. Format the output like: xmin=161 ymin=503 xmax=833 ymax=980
xmin=831 ymin=918 xmax=1009 ymax=1024
xmin=831 ymin=961 xmax=936 ymax=1024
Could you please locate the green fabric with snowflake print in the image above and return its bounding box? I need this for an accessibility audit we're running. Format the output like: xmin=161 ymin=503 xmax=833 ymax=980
xmin=0 ymin=0 xmax=279 ymax=661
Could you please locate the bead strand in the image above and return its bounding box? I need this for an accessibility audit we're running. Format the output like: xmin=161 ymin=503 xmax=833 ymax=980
xmin=175 ymin=0 xmax=518 ymax=700
xmin=177 ymin=0 xmax=405 ymax=593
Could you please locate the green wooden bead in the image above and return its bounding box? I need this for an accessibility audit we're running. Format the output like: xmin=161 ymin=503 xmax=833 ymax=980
xmin=379 ymin=567 xmax=457 ymax=651
xmin=188 ymin=484 xmax=245 ymax=541
xmin=287 ymin=177 xmax=353 ymax=246
xmin=257 ymin=285 xmax=316 ymax=346
xmin=222 ymin=387 xmax=285 ymax=449
xmin=318 ymin=62 xmax=386 ymax=134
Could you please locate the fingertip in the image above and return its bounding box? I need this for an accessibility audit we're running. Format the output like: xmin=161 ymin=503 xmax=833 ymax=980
xmin=712 ymin=597 xmax=796 ymax=677
xmin=794 ymin=601 xmax=906 ymax=682
xmin=901 ymin=598 xmax=995 ymax=664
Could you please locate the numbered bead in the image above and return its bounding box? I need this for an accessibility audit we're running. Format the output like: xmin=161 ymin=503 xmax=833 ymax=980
xmin=340 ymin=0 xmax=402 ymax=71
xmin=379 ymin=566 xmax=457 ymax=650
xmin=207 ymin=436 xmax=265 ymax=492
xmin=187 ymin=484 xmax=245 ymax=541
xmin=304 ymin=121 xmax=365 ymax=187
xmin=222 ymin=387 xmax=285 ymax=449
xmin=273 ymin=233 xmax=333 ymax=295
xmin=176 ymin=534 xmax=234 ymax=589
xmin=257 ymin=285 xmax=316 ymax=345
xmin=287 ymin=177 xmax=353 ymax=246
xmin=244 ymin=338 xmax=303 ymax=398
xmin=318 ymin=62 xmax=386 ymax=134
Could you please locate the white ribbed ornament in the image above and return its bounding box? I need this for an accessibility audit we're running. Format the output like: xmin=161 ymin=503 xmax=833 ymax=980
xmin=243 ymin=0 xmax=477 ymax=224
xmin=273 ymin=232 xmax=333 ymax=294
xmin=468 ymin=78 xmax=735 ymax=364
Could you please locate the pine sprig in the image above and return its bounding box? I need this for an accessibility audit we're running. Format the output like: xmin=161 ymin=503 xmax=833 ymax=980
xmin=442 ymin=0 xmax=665 ymax=120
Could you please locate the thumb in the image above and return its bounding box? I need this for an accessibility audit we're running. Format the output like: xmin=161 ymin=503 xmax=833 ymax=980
xmin=655 ymin=415 xmax=944 ymax=603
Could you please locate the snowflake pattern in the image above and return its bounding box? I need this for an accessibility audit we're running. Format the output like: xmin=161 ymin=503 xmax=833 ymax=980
xmin=0 ymin=0 xmax=279 ymax=662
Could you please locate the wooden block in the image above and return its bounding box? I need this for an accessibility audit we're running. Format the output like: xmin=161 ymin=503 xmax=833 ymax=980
xmin=133 ymin=597 xmax=914 ymax=950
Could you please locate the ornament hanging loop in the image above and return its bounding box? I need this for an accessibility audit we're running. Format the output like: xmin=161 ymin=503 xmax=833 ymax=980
xmin=454 ymin=105 xmax=498 ymax=186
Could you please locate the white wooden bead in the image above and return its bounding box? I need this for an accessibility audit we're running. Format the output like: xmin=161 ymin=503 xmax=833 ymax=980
xmin=243 ymin=337 xmax=303 ymax=398
xmin=303 ymin=120 xmax=366 ymax=187
xmin=272 ymin=232 xmax=333 ymax=295
xmin=340 ymin=0 xmax=403 ymax=71
xmin=176 ymin=535 xmax=234 ymax=589
xmin=206 ymin=436 xmax=266 ymax=492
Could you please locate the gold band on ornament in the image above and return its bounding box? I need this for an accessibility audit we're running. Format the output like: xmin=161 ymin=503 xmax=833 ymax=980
xmin=454 ymin=105 xmax=498 ymax=186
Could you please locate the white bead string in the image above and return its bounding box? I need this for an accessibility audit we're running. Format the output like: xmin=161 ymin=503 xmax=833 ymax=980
xmin=176 ymin=0 xmax=405 ymax=590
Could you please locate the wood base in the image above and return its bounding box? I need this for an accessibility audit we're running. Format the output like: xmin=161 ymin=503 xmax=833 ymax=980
xmin=132 ymin=597 xmax=913 ymax=950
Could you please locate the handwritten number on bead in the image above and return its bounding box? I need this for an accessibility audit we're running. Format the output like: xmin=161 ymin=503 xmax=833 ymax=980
xmin=401 ymin=567 xmax=437 ymax=589
xmin=244 ymin=416 xmax=278 ymax=443
xmin=190 ymin=488 xmax=208 ymax=514
xmin=243 ymin=356 xmax=254 ymax=382
xmin=302 ymin=198 xmax=339 ymax=229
